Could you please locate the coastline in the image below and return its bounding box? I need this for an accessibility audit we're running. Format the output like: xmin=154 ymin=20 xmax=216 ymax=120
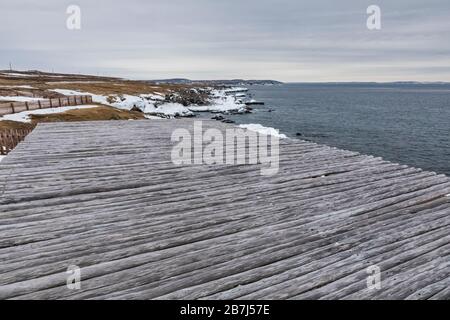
xmin=0 ymin=71 xmax=255 ymax=122
xmin=1 ymin=71 xmax=289 ymax=141
xmin=1 ymin=71 xmax=287 ymax=161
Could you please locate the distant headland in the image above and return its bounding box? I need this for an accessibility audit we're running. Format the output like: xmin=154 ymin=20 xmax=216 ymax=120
xmin=146 ymin=79 xmax=283 ymax=86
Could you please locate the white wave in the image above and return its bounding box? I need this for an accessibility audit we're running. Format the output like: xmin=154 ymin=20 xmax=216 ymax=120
xmin=239 ymin=123 xmax=287 ymax=138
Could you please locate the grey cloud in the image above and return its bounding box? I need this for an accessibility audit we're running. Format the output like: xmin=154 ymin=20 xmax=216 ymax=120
xmin=1 ymin=0 xmax=450 ymax=81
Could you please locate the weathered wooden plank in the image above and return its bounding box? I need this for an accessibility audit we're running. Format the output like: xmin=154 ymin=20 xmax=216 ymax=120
xmin=0 ymin=119 xmax=449 ymax=300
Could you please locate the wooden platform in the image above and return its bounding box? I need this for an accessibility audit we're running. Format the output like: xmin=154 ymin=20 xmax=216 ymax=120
xmin=0 ymin=119 xmax=449 ymax=300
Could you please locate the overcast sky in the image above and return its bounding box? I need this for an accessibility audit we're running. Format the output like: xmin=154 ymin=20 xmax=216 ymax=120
xmin=2 ymin=0 xmax=450 ymax=81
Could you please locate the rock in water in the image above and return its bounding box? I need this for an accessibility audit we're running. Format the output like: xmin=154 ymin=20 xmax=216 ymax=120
xmin=222 ymin=119 xmax=235 ymax=124
xmin=212 ymin=115 xmax=224 ymax=121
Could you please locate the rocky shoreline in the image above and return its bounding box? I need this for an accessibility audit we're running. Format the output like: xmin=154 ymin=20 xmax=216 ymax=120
xmin=145 ymin=86 xmax=253 ymax=120
xmin=1 ymin=71 xmax=260 ymax=126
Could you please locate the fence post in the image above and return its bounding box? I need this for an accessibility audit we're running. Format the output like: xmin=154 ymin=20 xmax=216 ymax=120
xmin=0 ymin=131 xmax=4 ymax=155
xmin=10 ymin=102 xmax=15 ymax=114
xmin=0 ymin=126 xmax=35 ymax=155
xmin=49 ymin=99 xmax=52 ymax=108
xmin=5 ymin=130 xmax=11 ymax=153
xmin=25 ymin=101 xmax=29 ymax=111
xmin=12 ymin=130 xmax=17 ymax=146
xmin=38 ymin=100 xmax=42 ymax=109
xmin=14 ymin=130 xmax=19 ymax=148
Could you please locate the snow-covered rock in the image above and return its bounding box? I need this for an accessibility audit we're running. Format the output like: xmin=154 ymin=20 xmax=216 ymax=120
xmin=50 ymin=87 xmax=251 ymax=117
xmin=187 ymin=88 xmax=248 ymax=114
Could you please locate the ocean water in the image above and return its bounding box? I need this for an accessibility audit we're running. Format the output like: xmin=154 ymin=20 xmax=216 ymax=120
xmin=226 ymin=83 xmax=450 ymax=176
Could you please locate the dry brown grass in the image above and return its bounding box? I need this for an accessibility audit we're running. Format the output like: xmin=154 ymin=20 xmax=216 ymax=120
xmin=0 ymin=105 xmax=146 ymax=131
xmin=29 ymin=106 xmax=145 ymax=123
xmin=0 ymin=120 xmax=34 ymax=130
xmin=0 ymin=72 xmax=206 ymax=97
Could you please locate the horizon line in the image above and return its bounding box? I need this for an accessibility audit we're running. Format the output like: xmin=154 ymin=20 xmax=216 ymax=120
xmin=3 ymin=69 xmax=450 ymax=84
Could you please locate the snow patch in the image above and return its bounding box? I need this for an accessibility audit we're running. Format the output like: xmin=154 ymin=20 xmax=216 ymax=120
xmin=0 ymin=96 xmax=44 ymax=102
xmin=223 ymin=87 xmax=249 ymax=94
xmin=144 ymin=114 xmax=165 ymax=120
xmin=0 ymin=105 xmax=99 ymax=123
xmin=46 ymin=81 xmax=107 ymax=84
xmin=1 ymin=73 xmax=34 ymax=77
xmin=0 ymin=155 xmax=5 ymax=163
xmin=141 ymin=93 xmax=164 ymax=101
xmin=50 ymin=89 xmax=109 ymax=105
xmin=147 ymin=103 xmax=192 ymax=117
xmin=50 ymin=89 xmax=193 ymax=117
xmin=239 ymin=124 xmax=287 ymax=138
xmin=0 ymin=85 xmax=35 ymax=89
xmin=1 ymin=72 xmax=65 ymax=78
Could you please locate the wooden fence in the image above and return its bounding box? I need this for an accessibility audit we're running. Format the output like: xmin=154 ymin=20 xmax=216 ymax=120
xmin=0 ymin=126 xmax=36 ymax=155
xmin=0 ymin=95 xmax=93 ymax=116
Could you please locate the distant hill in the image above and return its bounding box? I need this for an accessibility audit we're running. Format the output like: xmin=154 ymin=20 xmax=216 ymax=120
xmin=147 ymin=78 xmax=283 ymax=86
xmin=0 ymin=69 xmax=122 ymax=81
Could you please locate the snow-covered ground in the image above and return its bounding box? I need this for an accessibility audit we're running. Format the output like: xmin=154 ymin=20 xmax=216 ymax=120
xmin=50 ymin=87 xmax=247 ymax=117
xmin=0 ymin=85 xmax=35 ymax=89
xmin=1 ymin=73 xmax=64 ymax=78
xmin=50 ymin=89 xmax=110 ymax=105
xmin=0 ymin=155 xmax=5 ymax=163
xmin=51 ymin=89 xmax=192 ymax=117
xmin=0 ymin=105 xmax=99 ymax=123
xmin=0 ymin=96 xmax=44 ymax=102
xmin=146 ymin=103 xmax=192 ymax=117
xmin=239 ymin=124 xmax=287 ymax=138
xmin=1 ymin=72 xmax=35 ymax=77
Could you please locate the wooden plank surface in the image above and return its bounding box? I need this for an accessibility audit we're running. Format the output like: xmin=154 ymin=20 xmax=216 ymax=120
xmin=0 ymin=119 xmax=449 ymax=300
